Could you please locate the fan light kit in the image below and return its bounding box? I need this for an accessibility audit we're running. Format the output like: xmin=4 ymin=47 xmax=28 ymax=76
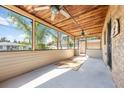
xmin=33 ymin=5 xmax=71 ymax=21
xmin=81 ymin=30 xmax=85 ymax=36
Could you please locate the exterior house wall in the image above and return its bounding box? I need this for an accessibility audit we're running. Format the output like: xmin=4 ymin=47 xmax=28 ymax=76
xmin=0 ymin=50 xmax=74 ymax=82
xmin=102 ymin=5 xmax=124 ymax=87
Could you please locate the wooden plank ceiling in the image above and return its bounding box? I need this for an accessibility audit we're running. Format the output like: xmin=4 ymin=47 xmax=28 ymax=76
xmin=17 ymin=5 xmax=108 ymax=38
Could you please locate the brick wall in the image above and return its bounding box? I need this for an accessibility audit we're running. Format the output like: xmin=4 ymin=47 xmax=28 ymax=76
xmin=102 ymin=6 xmax=124 ymax=87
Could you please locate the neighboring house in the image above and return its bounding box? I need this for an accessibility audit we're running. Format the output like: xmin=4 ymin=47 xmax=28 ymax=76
xmin=0 ymin=42 xmax=31 ymax=51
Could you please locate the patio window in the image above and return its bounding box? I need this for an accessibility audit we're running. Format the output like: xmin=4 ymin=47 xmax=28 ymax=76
xmin=75 ymin=39 xmax=79 ymax=49
xmin=0 ymin=6 xmax=32 ymax=51
xmin=68 ymin=36 xmax=74 ymax=49
xmin=35 ymin=22 xmax=58 ymax=50
xmin=60 ymin=32 xmax=68 ymax=49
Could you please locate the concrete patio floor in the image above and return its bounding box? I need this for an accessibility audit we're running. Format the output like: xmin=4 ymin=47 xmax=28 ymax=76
xmin=0 ymin=56 xmax=116 ymax=88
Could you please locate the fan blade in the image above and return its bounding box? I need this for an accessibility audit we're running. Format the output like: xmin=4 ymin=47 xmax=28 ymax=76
xmin=51 ymin=13 xmax=56 ymax=21
xmin=60 ymin=9 xmax=70 ymax=18
xmin=34 ymin=6 xmax=50 ymax=11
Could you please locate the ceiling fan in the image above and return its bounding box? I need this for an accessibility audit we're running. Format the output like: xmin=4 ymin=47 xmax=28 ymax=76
xmin=33 ymin=5 xmax=71 ymax=21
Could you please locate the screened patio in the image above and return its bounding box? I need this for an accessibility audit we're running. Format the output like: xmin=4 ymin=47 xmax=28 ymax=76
xmin=0 ymin=5 xmax=116 ymax=88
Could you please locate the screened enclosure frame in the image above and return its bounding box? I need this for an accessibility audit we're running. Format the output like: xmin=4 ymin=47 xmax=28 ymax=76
xmin=0 ymin=5 xmax=77 ymax=51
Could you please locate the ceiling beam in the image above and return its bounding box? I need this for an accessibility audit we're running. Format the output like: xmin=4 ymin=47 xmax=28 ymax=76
xmin=60 ymin=15 xmax=105 ymax=30
xmin=74 ymin=7 xmax=108 ymax=21
xmin=53 ymin=5 xmax=100 ymax=25
xmin=60 ymin=19 xmax=104 ymax=32
xmin=75 ymin=32 xmax=102 ymax=38
xmin=55 ymin=6 xmax=108 ymax=27
xmin=69 ymin=26 xmax=103 ymax=33
xmin=72 ymin=29 xmax=102 ymax=36
xmin=60 ymin=19 xmax=104 ymax=30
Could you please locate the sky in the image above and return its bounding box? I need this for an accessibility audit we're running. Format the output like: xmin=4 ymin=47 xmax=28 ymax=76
xmin=0 ymin=6 xmax=32 ymax=42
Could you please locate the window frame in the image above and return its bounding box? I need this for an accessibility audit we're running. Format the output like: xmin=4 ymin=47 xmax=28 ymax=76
xmin=35 ymin=21 xmax=58 ymax=50
xmin=0 ymin=6 xmax=33 ymax=52
xmin=0 ymin=6 xmax=74 ymax=52
xmin=74 ymin=38 xmax=79 ymax=49
xmin=59 ymin=32 xmax=70 ymax=50
xmin=68 ymin=36 xmax=74 ymax=49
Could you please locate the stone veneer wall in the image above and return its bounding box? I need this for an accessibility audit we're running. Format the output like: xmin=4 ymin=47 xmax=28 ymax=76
xmin=102 ymin=6 xmax=124 ymax=87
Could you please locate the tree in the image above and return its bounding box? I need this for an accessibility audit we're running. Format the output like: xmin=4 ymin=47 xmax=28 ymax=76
xmin=13 ymin=40 xmax=17 ymax=43
xmin=35 ymin=23 xmax=48 ymax=49
xmin=8 ymin=12 xmax=32 ymax=45
xmin=35 ymin=22 xmax=58 ymax=49
xmin=68 ymin=37 xmax=74 ymax=48
xmin=8 ymin=12 xmax=58 ymax=49
xmin=0 ymin=37 xmax=7 ymax=42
